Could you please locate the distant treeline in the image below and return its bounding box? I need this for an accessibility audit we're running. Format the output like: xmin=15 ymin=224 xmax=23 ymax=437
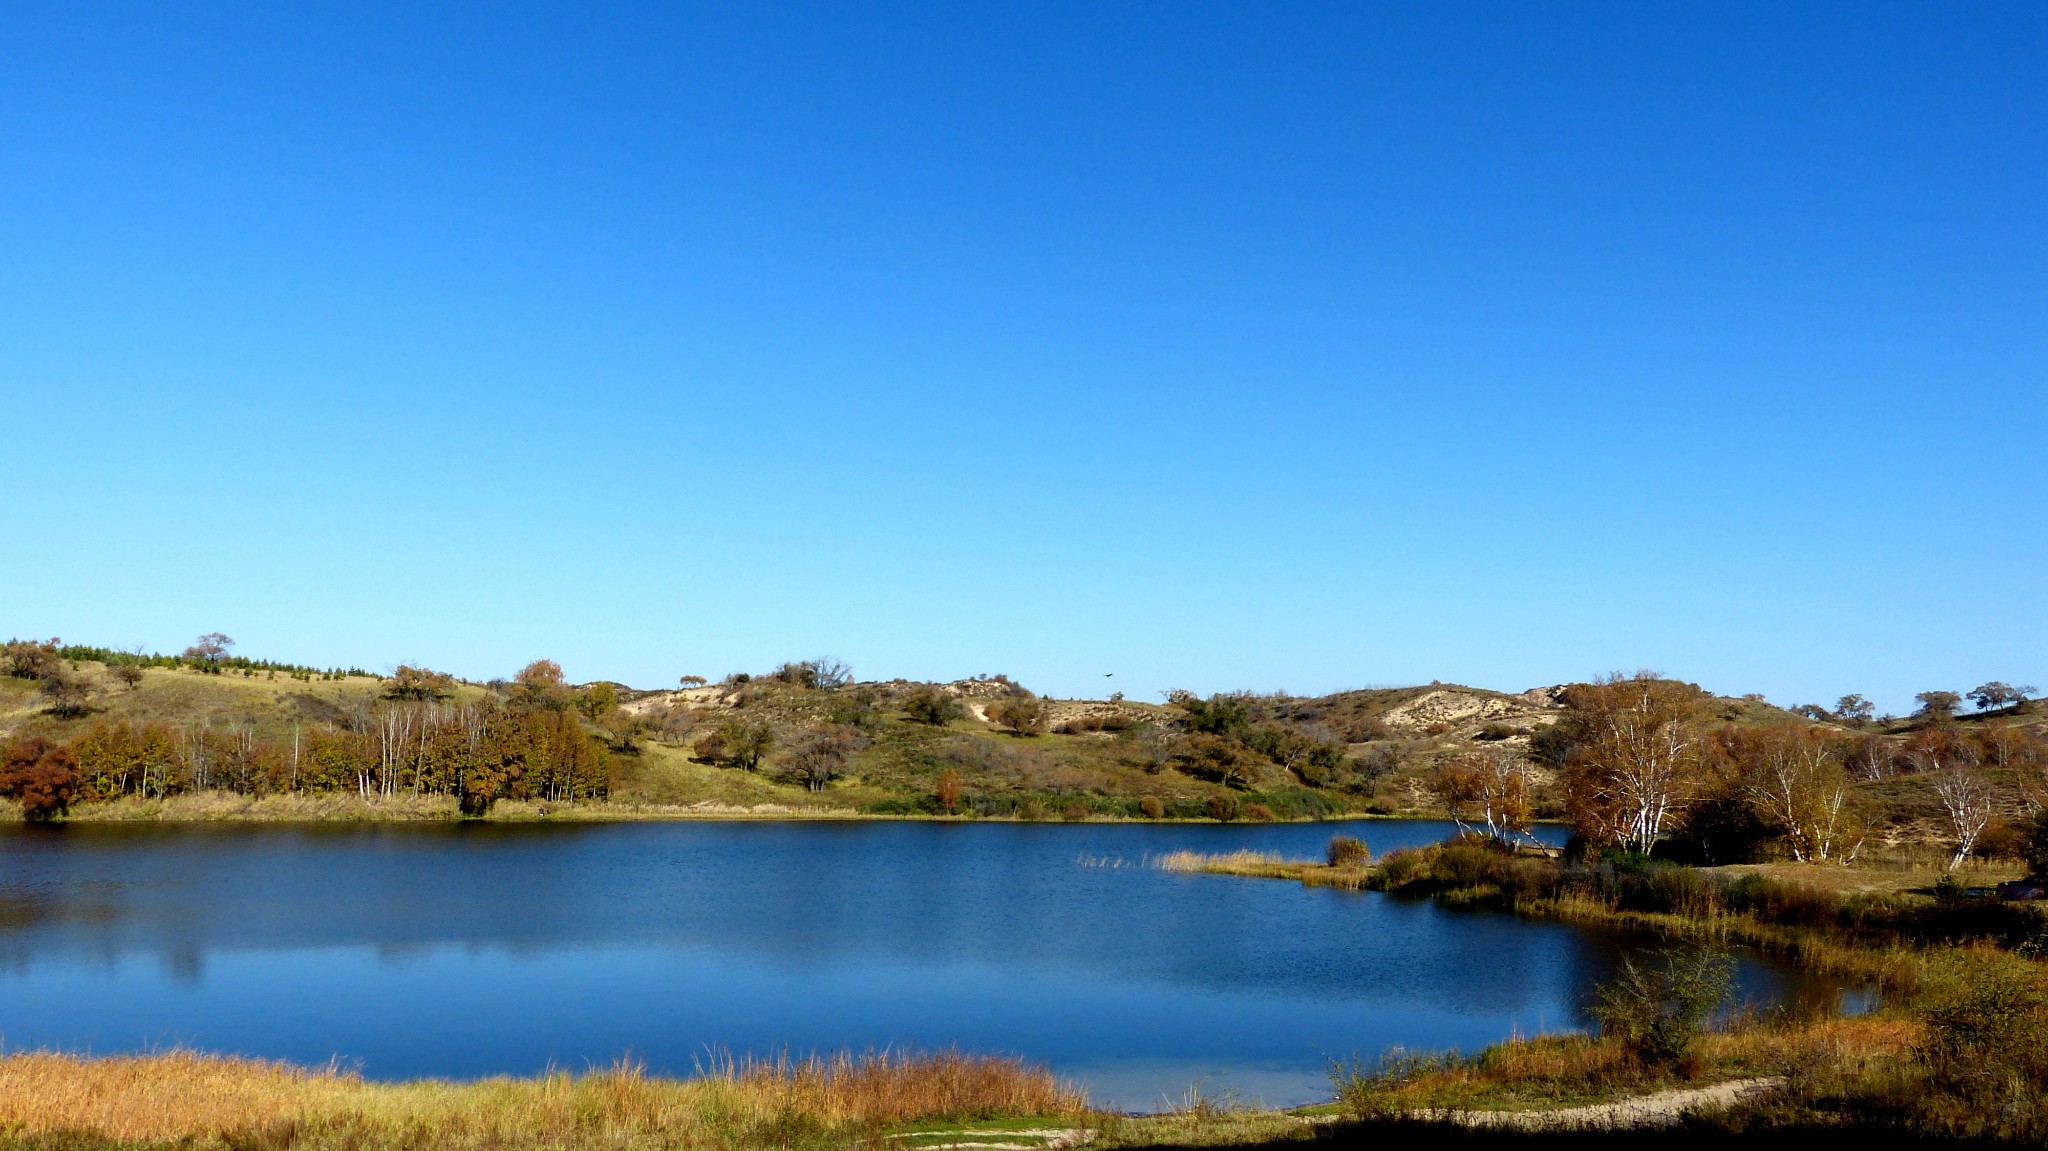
xmin=1 ymin=658 xmax=609 ymax=819
xmin=46 ymin=640 xmax=372 ymax=680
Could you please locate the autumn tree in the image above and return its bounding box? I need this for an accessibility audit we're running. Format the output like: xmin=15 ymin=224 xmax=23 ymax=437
xmin=772 ymin=661 xmax=819 ymax=688
xmin=1426 ymin=756 xmax=1484 ymax=830
xmin=1931 ymin=766 xmax=1997 ymax=870
xmin=1977 ymin=724 xmax=2047 ymax=782
xmin=1968 ymin=682 xmax=2035 ymax=715
xmin=183 ymin=633 xmax=234 ymax=668
xmin=1985 ymin=728 xmax=2048 ymax=811
xmin=36 ymin=663 xmax=95 ymax=718
xmin=1472 ymin=748 xmax=1533 ymax=844
xmin=1242 ymin=723 xmax=1346 ymax=782
xmin=111 ymin=660 xmax=145 ymax=691
xmin=577 ymin=682 xmax=620 ymax=721
xmin=784 ymin=726 xmax=862 ymax=792
xmin=1738 ymin=728 xmax=1860 ymax=862
xmin=1904 ymin=724 xmax=1972 ymax=776
xmin=1430 ymin=749 xmax=1532 ymax=845
xmin=700 ymin=718 xmax=775 ymax=771
xmin=2 ymin=637 xmax=61 ymax=680
xmin=1833 ymin=694 xmax=1874 ymax=724
xmin=1559 ymin=673 xmax=1708 ymax=854
xmin=514 ymin=659 xmax=569 ymax=711
xmin=1349 ymin=743 xmax=1404 ymax=793
xmin=1914 ymin=691 xmax=1962 ymax=721
xmin=0 ymin=736 xmax=79 ymax=820
xmin=935 ymin=768 xmax=965 ymax=812
xmin=385 ymin=665 xmax=456 ymax=701
xmin=1847 ymin=735 xmax=1896 ymax=781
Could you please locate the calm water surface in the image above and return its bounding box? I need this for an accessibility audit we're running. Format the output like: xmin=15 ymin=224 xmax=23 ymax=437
xmin=0 ymin=820 xmax=1840 ymax=1108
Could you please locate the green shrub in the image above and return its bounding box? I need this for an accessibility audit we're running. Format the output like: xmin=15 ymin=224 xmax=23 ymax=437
xmin=901 ymin=686 xmax=965 ymax=727
xmin=1589 ymin=947 xmax=1732 ymax=1065
xmin=1375 ymin=848 xmax=1429 ymax=889
xmin=1915 ymin=952 xmax=2048 ymax=1110
xmin=1432 ymin=840 xmax=1499 ymax=888
xmin=1716 ymin=872 xmax=1842 ymax=926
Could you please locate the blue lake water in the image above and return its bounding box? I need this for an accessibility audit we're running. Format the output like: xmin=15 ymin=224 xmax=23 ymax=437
xmin=0 ymin=819 xmax=1844 ymax=1108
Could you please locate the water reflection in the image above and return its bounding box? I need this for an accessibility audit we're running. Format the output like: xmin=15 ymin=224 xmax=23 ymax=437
xmin=0 ymin=820 xmax=1843 ymax=1107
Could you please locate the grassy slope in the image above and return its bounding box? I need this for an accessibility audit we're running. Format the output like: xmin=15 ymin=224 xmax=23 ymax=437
xmin=0 ymin=663 xmax=480 ymax=746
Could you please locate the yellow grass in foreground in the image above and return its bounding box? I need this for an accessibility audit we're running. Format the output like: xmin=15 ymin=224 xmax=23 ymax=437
xmin=0 ymin=1049 xmax=1085 ymax=1149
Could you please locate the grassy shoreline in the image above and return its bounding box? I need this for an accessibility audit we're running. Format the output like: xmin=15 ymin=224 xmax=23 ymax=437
xmin=1146 ymin=839 xmax=2048 ymax=1143
xmin=0 ymin=793 xmax=1449 ymax=826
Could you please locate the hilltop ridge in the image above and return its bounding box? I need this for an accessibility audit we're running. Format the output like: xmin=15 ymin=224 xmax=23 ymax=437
xmin=1 ymin=639 xmax=2039 ymax=857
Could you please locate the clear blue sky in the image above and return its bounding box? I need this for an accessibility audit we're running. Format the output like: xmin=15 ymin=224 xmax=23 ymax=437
xmin=2 ymin=2 xmax=2041 ymax=713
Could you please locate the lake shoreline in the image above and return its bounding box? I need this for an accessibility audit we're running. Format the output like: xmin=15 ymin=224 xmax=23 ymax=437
xmin=3 ymin=792 xmax=1472 ymax=826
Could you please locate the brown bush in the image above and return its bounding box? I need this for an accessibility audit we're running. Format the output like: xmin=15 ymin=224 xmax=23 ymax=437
xmin=0 ymin=737 xmax=79 ymax=821
xmin=1243 ymin=803 xmax=1276 ymax=822
xmin=1974 ymin=819 xmax=2028 ymax=860
xmin=935 ymin=768 xmax=964 ymax=812
xmin=1327 ymin=835 xmax=1371 ymax=867
xmin=1 ymin=637 xmax=60 ymax=680
xmin=1342 ymin=716 xmax=1392 ymax=742
xmin=1138 ymin=796 xmax=1165 ymax=819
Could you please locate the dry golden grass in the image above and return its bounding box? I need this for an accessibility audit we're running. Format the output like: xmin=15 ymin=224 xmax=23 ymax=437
xmin=1330 ymin=1013 xmax=1924 ymax=1116
xmin=1702 ymin=859 xmax=2026 ymax=897
xmin=1534 ymin=891 xmax=1916 ymax=988
xmin=0 ymin=1048 xmax=1085 ymax=1150
xmin=66 ymin=791 xmax=462 ymax=823
xmin=0 ymin=1050 xmax=355 ymax=1141
xmin=1153 ymin=851 xmax=1369 ymax=891
xmin=1155 ymin=849 xmax=1294 ymax=874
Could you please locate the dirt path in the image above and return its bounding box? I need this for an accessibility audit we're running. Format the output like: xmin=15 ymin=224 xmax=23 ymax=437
xmin=1422 ymin=1076 xmax=1784 ymax=1129
xmin=887 ymin=1129 xmax=1093 ymax=1151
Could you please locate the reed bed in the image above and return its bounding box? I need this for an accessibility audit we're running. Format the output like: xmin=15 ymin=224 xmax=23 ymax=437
xmin=1153 ymin=850 xmax=1370 ymax=890
xmin=0 ymin=1048 xmax=1085 ymax=1150
xmin=1153 ymin=849 xmax=1298 ymax=876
